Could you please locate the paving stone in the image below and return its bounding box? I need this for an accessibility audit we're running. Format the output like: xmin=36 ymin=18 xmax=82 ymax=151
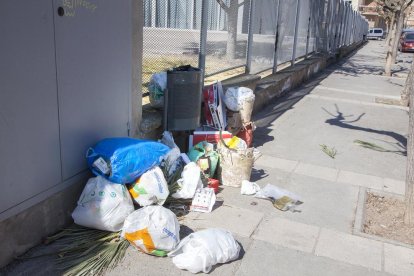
xmin=253 ymin=217 xmax=319 ymax=253
xmin=384 ymin=243 xmax=414 ymax=276
xmin=315 ymin=228 xmax=383 ymax=271
xmin=183 ymin=205 xmax=264 ymax=238
xmin=337 ymin=170 xmax=384 ymax=190
xmin=254 ymin=155 xmax=298 ymax=172
xmin=273 ymin=172 xmax=360 ymax=233
xmin=236 ymin=239 xmax=389 ymax=276
xmin=294 ymin=162 xmax=338 ymax=182
xmin=383 ymin=178 xmax=405 ymax=195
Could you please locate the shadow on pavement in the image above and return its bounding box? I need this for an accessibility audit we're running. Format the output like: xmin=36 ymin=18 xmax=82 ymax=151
xmin=322 ymin=103 xmax=407 ymax=154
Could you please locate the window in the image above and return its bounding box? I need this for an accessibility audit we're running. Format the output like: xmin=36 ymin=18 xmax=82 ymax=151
xmin=374 ymin=29 xmax=382 ymax=34
xmin=406 ymin=33 xmax=414 ymax=40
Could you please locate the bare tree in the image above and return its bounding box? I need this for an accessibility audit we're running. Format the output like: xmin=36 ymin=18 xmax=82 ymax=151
xmin=404 ymin=59 xmax=414 ymax=225
xmin=216 ymin=0 xmax=245 ymax=60
xmin=376 ymin=0 xmax=413 ymax=76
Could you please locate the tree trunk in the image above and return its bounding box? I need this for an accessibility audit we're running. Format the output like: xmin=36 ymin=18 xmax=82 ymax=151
xmin=390 ymin=12 xmax=404 ymax=65
xmin=404 ymin=58 xmax=414 ymax=226
xmin=385 ymin=13 xmax=395 ymax=46
xmin=385 ymin=12 xmax=399 ymax=76
xmin=401 ymin=59 xmax=414 ymax=106
xmin=226 ymin=0 xmax=238 ymax=60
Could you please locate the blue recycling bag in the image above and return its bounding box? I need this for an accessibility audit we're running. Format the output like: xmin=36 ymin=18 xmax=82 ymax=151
xmin=86 ymin=137 xmax=170 ymax=184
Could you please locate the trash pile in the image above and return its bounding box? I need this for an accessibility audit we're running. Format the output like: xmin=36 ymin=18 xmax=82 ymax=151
xmin=69 ymin=131 xmax=243 ymax=274
xmin=63 ymin=75 xmax=303 ymax=274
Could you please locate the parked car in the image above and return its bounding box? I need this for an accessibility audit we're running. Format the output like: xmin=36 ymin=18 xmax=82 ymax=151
xmin=367 ymin=28 xmax=384 ymax=40
xmin=398 ymin=32 xmax=414 ymax=52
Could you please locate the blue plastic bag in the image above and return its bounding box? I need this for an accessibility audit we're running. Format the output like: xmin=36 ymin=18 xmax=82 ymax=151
xmin=86 ymin=138 xmax=170 ymax=184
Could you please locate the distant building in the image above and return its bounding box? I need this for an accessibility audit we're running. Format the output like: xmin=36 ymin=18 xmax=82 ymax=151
xmin=355 ymin=0 xmax=386 ymax=30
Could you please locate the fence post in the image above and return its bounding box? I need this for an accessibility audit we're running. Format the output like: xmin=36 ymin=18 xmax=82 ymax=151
xmin=305 ymin=0 xmax=313 ymax=57
xmin=333 ymin=0 xmax=341 ymax=52
xmin=272 ymin=0 xmax=282 ymax=74
xmin=291 ymin=0 xmax=301 ymax=65
xmin=343 ymin=3 xmax=350 ymax=46
xmin=339 ymin=0 xmax=346 ymax=47
xmin=198 ymin=0 xmax=209 ymax=82
xmin=245 ymin=0 xmax=255 ymax=74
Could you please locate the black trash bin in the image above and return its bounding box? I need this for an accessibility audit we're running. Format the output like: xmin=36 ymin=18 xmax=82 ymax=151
xmin=164 ymin=65 xmax=202 ymax=131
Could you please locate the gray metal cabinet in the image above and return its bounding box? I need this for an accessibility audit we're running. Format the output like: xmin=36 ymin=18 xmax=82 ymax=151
xmin=0 ymin=0 xmax=62 ymax=214
xmin=0 ymin=0 xmax=131 ymax=216
xmin=53 ymin=0 xmax=131 ymax=180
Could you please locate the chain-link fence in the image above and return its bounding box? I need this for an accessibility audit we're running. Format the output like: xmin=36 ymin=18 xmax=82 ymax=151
xmin=142 ymin=0 xmax=368 ymax=95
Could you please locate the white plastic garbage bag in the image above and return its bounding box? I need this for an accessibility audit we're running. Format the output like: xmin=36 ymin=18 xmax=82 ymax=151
xmin=148 ymin=72 xmax=167 ymax=108
xmin=128 ymin=166 xmax=169 ymax=206
xmin=224 ymin=87 xmax=255 ymax=112
xmin=241 ymin=180 xmax=261 ymax=195
xmin=168 ymin=228 xmax=240 ymax=274
xmin=72 ymin=176 xmax=134 ymax=232
xmin=255 ymin=184 xmax=302 ymax=211
xmin=172 ymin=162 xmax=202 ymax=199
xmin=121 ymin=206 xmax=180 ymax=257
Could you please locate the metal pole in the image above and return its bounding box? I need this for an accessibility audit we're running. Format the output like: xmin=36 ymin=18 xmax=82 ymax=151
xmin=291 ymin=0 xmax=301 ymax=65
xmin=151 ymin=0 xmax=156 ymax=27
xmin=245 ymin=0 xmax=255 ymax=74
xmin=333 ymin=0 xmax=342 ymax=51
xmin=336 ymin=0 xmax=343 ymax=48
xmin=325 ymin=0 xmax=332 ymax=53
xmin=344 ymin=4 xmax=350 ymax=46
xmin=339 ymin=0 xmax=347 ymax=46
xmin=198 ymin=0 xmax=209 ymax=81
xmin=305 ymin=0 xmax=313 ymax=57
xmin=272 ymin=0 xmax=282 ymax=74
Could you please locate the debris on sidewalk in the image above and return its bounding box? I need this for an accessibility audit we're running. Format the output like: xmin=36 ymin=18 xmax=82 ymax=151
xmin=354 ymin=139 xmax=387 ymax=152
xmin=188 ymin=141 xmax=219 ymax=178
xmin=72 ymin=176 xmax=134 ymax=232
xmin=203 ymin=81 xmax=227 ymax=129
xmin=168 ymin=228 xmax=241 ymax=274
xmin=43 ymin=225 xmax=130 ymax=276
xmin=128 ymin=166 xmax=169 ymax=206
xmin=190 ymin=187 xmax=216 ymax=213
xmin=241 ymin=180 xmax=261 ymax=195
xmin=255 ymin=184 xmax=303 ymax=212
xmin=320 ymin=144 xmax=337 ymax=159
xmin=122 ymin=205 xmax=180 ymax=257
xmin=171 ymin=162 xmax=203 ymax=199
xmin=86 ymin=137 xmax=170 ymax=184
xmin=28 ymin=81 xmax=263 ymax=274
xmin=217 ymin=140 xmax=258 ymax=188
xmin=148 ymin=71 xmax=167 ymax=109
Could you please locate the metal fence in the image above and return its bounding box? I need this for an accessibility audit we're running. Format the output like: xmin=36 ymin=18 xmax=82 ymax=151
xmin=142 ymin=0 xmax=368 ymax=92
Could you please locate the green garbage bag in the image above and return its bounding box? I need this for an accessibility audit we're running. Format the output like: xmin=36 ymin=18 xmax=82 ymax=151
xmin=188 ymin=142 xmax=219 ymax=178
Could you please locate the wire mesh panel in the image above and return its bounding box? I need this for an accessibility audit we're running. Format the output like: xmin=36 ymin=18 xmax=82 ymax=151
xmin=308 ymin=0 xmax=320 ymax=53
xmin=295 ymin=0 xmax=310 ymax=58
xmin=276 ymin=0 xmax=297 ymax=64
xmin=204 ymin=0 xmax=249 ymax=76
xmin=249 ymin=0 xmax=278 ymax=74
xmin=142 ymin=0 xmax=201 ymax=94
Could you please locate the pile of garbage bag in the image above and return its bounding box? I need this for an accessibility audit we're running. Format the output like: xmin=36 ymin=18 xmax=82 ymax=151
xmin=71 ymin=131 xmax=241 ymax=273
xmin=69 ymin=72 xmax=304 ymax=273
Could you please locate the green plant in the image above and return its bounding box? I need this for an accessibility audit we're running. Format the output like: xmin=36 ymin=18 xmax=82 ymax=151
xmin=44 ymin=225 xmax=128 ymax=276
xmin=353 ymin=139 xmax=388 ymax=152
xmin=320 ymin=144 xmax=337 ymax=159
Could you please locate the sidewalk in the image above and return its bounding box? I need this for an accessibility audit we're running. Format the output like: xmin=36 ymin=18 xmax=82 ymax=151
xmin=109 ymin=42 xmax=413 ymax=275
xmin=4 ymin=41 xmax=413 ymax=276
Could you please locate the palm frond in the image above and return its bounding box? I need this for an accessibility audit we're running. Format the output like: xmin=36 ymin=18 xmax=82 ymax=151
xmin=42 ymin=225 xmax=129 ymax=276
xmin=320 ymin=144 xmax=337 ymax=159
xmin=353 ymin=139 xmax=388 ymax=152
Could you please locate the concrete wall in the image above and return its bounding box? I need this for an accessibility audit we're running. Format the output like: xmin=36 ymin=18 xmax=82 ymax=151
xmin=0 ymin=0 xmax=143 ymax=267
